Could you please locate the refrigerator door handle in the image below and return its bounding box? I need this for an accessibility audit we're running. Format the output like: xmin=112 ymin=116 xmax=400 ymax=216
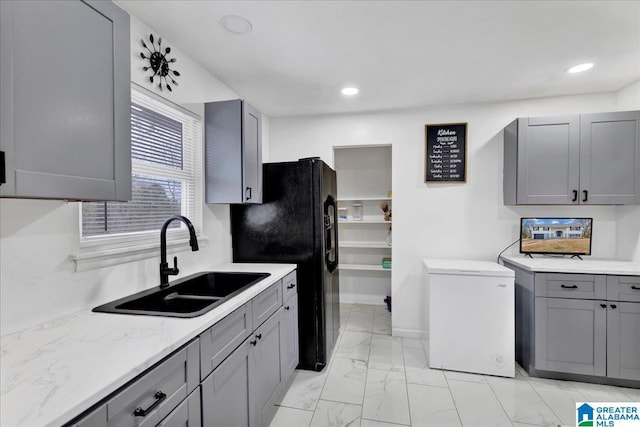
xmin=324 ymin=195 xmax=338 ymax=273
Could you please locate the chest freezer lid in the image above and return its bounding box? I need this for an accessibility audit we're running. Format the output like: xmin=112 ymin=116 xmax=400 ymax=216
xmin=423 ymin=259 xmax=515 ymax=278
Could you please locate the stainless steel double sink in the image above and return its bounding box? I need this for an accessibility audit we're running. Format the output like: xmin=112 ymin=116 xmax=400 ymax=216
xmin=93 ymin=272 xmax=270 ymax=318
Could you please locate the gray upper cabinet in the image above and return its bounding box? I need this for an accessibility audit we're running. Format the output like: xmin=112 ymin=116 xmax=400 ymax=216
xmin=503 ymin=110 xmax=640 ymax=205
xmin=205 ymin=99 xmax=263 ymax=204
xmin=0 ymin=0 xmax=131 ymax=201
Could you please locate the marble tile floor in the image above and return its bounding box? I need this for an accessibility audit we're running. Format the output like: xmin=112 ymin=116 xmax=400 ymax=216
xmin=269 ymin=303 xmax=639 ymax=427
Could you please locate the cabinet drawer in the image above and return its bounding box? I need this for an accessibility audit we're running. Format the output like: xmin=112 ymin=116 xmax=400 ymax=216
xmin=157 ymin=387 xmax=201 ymax=427
xmin=282 ymin=271 xmax=297 ymax=302
xmin=535 ymin=273 xmax=606 ymax=299
xmin=253 ymin=281 xmax=282 ymax=329
xmin=200 ymin=303 xmax=253 ymax=380
xmin=105 ymin=339 xmax=199 ymax=427
xmin=608 ymin=276 xmax=640 ymax=302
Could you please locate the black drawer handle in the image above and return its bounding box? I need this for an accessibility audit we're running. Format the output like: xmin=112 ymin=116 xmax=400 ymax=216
xmin=631 ymin=286 xmax=640 ymax=290
xmin=582 ymin=190 xmax=588 ymax=202
xmin=256 ymin=333 xmax=262 ymax=340
xmin=134 ymin=391 xmax=166 ymax=417
xmin=285 ymin=305 xmax=290 ymax=310
xmin=560 ymin=284 xmax=578 ymax=289
xmin=250 ymin=339 xmax=257 ymax=346
xmin=572 ymin=189 xmax=578 ymax=202
xmin=610 ymin=304 xmax=617 ymax=309
xmin=600 ymin=303 xmax=607 ymax=308
xmin=287 ymin=284 xmax=296 ymax=289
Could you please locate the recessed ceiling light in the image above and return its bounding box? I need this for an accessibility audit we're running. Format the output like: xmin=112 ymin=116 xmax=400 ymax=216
xmin=567 ymin=63 xmax=594 ymax=74
xmin=341 ymin=87 xmax=359 ymax=96
xmin=220 ymin=15 xmax=253 ymax=34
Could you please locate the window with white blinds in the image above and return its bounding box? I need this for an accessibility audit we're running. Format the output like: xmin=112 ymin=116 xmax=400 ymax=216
xmin=81 ymin=87 xmax=202 ymax=248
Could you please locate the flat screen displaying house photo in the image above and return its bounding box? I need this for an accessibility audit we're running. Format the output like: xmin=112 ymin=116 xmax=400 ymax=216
xmin=520 ymin=217 xmax=593 ymax=255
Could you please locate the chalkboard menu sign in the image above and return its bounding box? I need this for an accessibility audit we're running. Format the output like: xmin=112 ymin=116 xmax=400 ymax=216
xmin=425 ymin=122 xmax=467 ymax=182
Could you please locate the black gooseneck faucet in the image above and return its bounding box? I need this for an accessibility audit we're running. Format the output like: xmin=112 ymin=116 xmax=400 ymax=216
xmin=159 ymin=215 xmax=199 ymax=287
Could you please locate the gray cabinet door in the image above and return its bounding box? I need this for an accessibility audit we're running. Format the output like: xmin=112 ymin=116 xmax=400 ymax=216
xmin=580 ymin=111 xmax=640 ymax=205
xmin=157 ymin=388 xmax=202 ymax=427
xmin=252 ymin=307 xmax=284 ymax=427
xmin=281 ymin=295 xmax=299 ymax=378
xmin=516 ymin=116 xmax=580 ymax=204
xmin=242 ymin=102 xmax=263 ymax=204
xmin=607 ymin=301 xmax=640 ymax=381
xmin=202 ymin=339 xmax=254 ymax=427
xmin=204 ymin=99 xmax=262 ymax=204
xmin=0 ymin=0 xmax=131 ymax=201
xmin=534 ymin=297 xmax=607 ymax=376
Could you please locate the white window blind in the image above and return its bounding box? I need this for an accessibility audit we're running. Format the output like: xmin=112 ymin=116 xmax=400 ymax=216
xmin=81 ymin=87 xmax=202 ymax=250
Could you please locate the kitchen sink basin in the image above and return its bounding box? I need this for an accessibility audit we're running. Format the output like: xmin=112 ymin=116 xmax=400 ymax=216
xmin=93 ymin=272 xmax=270 ymax=318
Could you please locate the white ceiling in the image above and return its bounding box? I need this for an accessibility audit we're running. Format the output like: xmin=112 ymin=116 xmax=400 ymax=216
xmin=117 ymin=1 xmax=640 ymax=117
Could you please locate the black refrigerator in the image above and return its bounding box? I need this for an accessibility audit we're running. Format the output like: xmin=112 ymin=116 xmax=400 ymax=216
xmin=231 ymin=158 xmax=340 ymax=371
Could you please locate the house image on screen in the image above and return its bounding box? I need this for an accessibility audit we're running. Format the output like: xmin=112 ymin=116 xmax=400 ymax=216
xmin=527 ymin=224 xmax=586 ymax=240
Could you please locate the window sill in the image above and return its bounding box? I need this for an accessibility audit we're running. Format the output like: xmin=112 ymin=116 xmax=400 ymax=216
xmin=70 ymin=235 xmax=209 ymax=272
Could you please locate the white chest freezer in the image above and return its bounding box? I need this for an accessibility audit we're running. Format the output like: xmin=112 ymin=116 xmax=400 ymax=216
xmin=423 ymin=259 xmax=515 ymax=377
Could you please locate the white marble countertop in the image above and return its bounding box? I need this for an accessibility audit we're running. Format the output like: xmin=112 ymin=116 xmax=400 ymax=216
xmin=501 ymin=255 xmax=640 ymax=276
xmin=0 ymin=263 xmax=296 ymax=427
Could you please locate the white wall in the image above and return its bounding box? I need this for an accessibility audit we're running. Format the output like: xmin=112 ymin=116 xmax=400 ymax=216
xmin=269 ymin=91 xmax=639 ymax=337
xmin=615 ymin=80 xmax=640 ymax=262
xmin=0 ymin=15 xmax=238 ymax=337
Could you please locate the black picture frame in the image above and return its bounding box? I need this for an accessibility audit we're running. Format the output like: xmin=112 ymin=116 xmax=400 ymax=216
xmin=425 ymin=122 xmax=467 ymax=183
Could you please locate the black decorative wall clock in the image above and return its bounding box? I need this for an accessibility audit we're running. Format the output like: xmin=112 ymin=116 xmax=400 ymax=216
xmin=140 ymin=33 xmax=180 ymax=92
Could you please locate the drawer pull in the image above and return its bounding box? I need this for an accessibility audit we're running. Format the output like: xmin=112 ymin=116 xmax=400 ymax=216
xmin=560 ymin=284 xmax=578 ymax=289
xmin=631 ymin=286 xmax=640 ymax=291
xmin=285 ymin=306 xmax=290 ymax=310
xmin=250 ymin=340 xmax=257 ymax=346
xmin=287 ymin=284 xmax=296 ymax=289
xmin=134 ymin=391 xmax=166 ymax=417
xmin=600 ymin=303 xmax=607 ymax=309
xmin=256 ymin=333 xmax=262 ymax=340
xmin=610 ymin=304 xmax=617 ymax=309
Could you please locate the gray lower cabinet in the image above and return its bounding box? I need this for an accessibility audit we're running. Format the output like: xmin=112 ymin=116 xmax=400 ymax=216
xmin=205 ymin=99 xmax=262 ymax=204
xmin=200 ymin=271 xmax=298 ymax=427
xmin=157 ymin=388 xmax=201 ymax=427
xmin=0 ymin=0 xmax=131 ymax=201
xmin=534 ymin=297 xmax=607 ymax=376
xmin=253 ymin=307 xmax=285 ymax=427
xmin=506 ymin=261 xmax=640 ymax=386
xmin=606 ymin=275 xmax=640 ymax=381
xmin=202 ymin=339 xmax=253 ymax=427
xmin=281 ymin=293 xmax=300 ymax=378
xmin=503 ymin=110 xmax=640 ymax=205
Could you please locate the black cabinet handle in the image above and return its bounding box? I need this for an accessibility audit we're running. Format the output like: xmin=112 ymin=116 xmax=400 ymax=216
xmin=256 ymin=334 xmax=262 ymax=340
xmin=287 ymin=284 xmax=296 ymax=289
xmin=245 ymin=187 xmax=252 ymax=201
xmin=582 ymin=190 xmax=588 ymax=202
xmin=285 ymin=306 xmax=290 ymax=311
xmin=600 ymin=303 xmax=607 ymax=308
xmin=250 ymin=340 xmax=257 ymax=346
xmin=572 ymin=189 xmax=578 ymax=202
xmin=0 ymin=151 xmax=5 ymax=185
xmin=610 ymin=304 xmax=617 ymax=309
xmin=561 ymin=284 xmax=578 ymax=289
xmin=631 ymin=286 xmax=640 ymax=291
xmin=134 ymin=391 xmax=166 ymax=417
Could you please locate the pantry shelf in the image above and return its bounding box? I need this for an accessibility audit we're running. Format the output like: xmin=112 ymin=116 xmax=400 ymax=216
xmin=339 ymin=264 xmax=392 ymax=272
xmin=339 ymin=241 xmax=391 ymax=249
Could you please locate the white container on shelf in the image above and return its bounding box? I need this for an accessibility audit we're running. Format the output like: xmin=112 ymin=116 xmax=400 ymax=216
xmin=352 ymin=203 xmax=362 ymax=221
xmin=338 ymin=207 xmax=348 ymax=220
